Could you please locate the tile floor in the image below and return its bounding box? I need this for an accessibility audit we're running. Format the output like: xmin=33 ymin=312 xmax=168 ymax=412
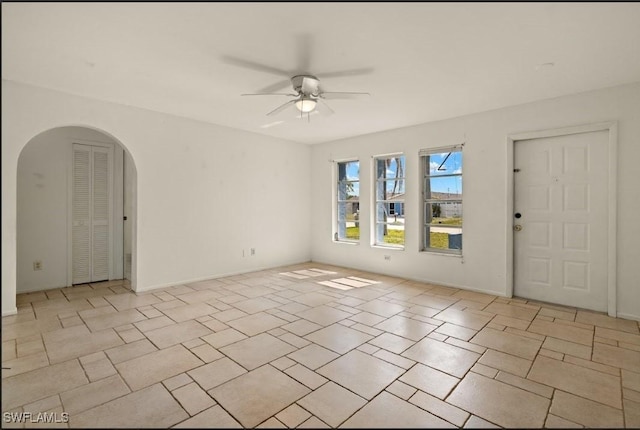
xmin=2 ymin=262 xmax=639 ymax=428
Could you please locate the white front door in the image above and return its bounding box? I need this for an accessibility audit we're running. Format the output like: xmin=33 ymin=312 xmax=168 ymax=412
xmin=514 ymin=130 xmax=609 ymax=311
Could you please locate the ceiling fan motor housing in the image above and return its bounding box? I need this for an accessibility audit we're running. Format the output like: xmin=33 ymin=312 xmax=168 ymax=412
xmin=291 ymin=75 xmax=320 ymax=96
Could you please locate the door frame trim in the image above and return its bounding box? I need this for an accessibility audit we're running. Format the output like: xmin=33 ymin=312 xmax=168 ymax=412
xmin=506 ymin=121 xmax=618 ymax=316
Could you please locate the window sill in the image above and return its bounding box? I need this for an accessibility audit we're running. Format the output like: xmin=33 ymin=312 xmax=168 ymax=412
xmin=334 ymin=240 xmax=359 ymax=245
xmin=371 ymin=245 xmax=405 ymax=251
xmin=420 ymin=249 xmax=463 ymax=258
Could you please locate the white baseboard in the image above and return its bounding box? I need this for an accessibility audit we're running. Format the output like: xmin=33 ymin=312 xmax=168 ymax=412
xmin=2 ymin=308 xmax=18 ymax=317
xmin=616 ymin=312 xmax=640 ymax=322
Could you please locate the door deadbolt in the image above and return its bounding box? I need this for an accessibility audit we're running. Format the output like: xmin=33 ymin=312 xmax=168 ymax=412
xmin=514 ymin=213 xmax=522 ymax=219
xmin=514 ymin=225 xmax=523 ymax=231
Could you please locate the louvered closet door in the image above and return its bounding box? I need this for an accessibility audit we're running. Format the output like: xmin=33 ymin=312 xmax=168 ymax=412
xmin=72 ymin=144 xmax=111 ymax=284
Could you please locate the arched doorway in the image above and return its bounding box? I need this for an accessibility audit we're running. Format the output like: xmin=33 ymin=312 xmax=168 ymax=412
xmin=16 ymin=126 xmax=137 ymax=294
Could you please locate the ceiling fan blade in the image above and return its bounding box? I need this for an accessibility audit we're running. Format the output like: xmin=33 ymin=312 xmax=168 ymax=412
xmin=317 ymin=99 xmax=335 ymax=115
xmin=258 ymin=79 xmax=294 ymax=94
xmin=221 ymin=55 xmax=292 ymax=77
xmin=320 ymin=92 xmax=371 ymax=100
xmin=241 ymin=93 xmax=296 ymax=96
xmin=266 ymin=100 xmax=296 ymax=116
xmin=316 ymin=67 xmax=375 ymax=78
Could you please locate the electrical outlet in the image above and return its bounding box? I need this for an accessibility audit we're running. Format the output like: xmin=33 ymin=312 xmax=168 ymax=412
xmin=33 ymin=260 xmax=43 ymax=271
xmin=384 ymin=255 xmax=391 ymax=261
xmin=250 ymin=248 xmax=256 ymax=256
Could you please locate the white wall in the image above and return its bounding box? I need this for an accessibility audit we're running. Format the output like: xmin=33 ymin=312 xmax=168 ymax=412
xmin=311 ymin=82 xmax=640 ymax=320
xmin=2 ymin=80 xmax=311 ymax=315
xmin=16 ymin=127 xmax=123 ymax=293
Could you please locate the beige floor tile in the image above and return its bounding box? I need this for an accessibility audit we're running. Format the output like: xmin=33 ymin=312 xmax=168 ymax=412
xmin=463 ymin=415 xmax=500 ymax=428
xmin=399 ymin=363 xmax=459 ymax=399
xmin=174 ymin=289 xmax=220 ymax=305
xmin=1 ymin=351 xmax=49 ymax=378
xmin=104 ymin=338 xmax=157 ymax=364
xmin=445 ymin=337 xmax=488 ymax=354
xmin=71 ymin=383 xmax=188 ymax=428
xmin=161 ymin=302 xmax=217 ymax=323
xmin=297 ymin=381 xmax=366 ymax=427
xmin=490 ymin=314 xmax=531 ymax=331
xmin=563 ymin=354 xmax=620 ymax=376
xmin=386 ymin=380 xmax=418 ymax=400
xmin=163 ymin=372 xmax=193 ymax=391
xmin=408 ymin=294 xmax=458 ymax=310
xmin=410 ymin=390 xmax=469 ymax=427
xmin=624 ymin=399 xmax=640 ymax=428
xmin=349 ymin=311 xmax=388 ymax=326
xmin=298 ymin=416 xmax=331 ymax=428
xmin=189 ymin=357 xmax=247 ymax=390
xmin=343 ymin=390 xmax=454 ymax=428
xmin=495 ymin=371 xmax=553 ymax=398
xmin=622 ymin=369 xmax=640 ymax=391
xmin=284 ymin=363 xmax=327 ymax=389
xmin=355 ymin=299 xmax=406 ymax=318
xmin=478 ymin=349 xmax=532 ymax=378
xmin=374 ymin=315 xmax=438 ymax=341
xmin=541 ymin=336 xmax=591 ymax=360
xmin=289 ymin=292 xmax=335 ymax=307
xmin=2 ymin=339 xmax=17 ymax=361
xmin=402 ymin=337 xmax=480 ymax=378
xmin=209 ymin=364 xmax=309 ymax=428
xmin=115 ymin=344 xmax=203 ymax=391
xmin=275 ymin=403 xmax=311 ymax=428
xmin=528 ymin=319 xmax=593 ymax=346
xmin=549 ymin=390 xmax=624 ymax=427
xmin=317 ymin=350 xmax=404 ymax=399
xmin=373 ymin=349 xmax=415 ymax=369
xmin=435 ymin=322 xmax=477 ymax=341
xmin=448 ymin=372 xmax=549 ymax=428
xmin=233 ymin=297 xmax=281 ymax=314
xmin=189 ymin=343 xmax=223 ymax=363
xmin=133 ymin=315 xmax=175 ymax=332
xmin=596 ymin=326 xmax=640 ymax=345
xmin=173 ymin=382 xmax=215 ymax=416
xmin=528 ymin=355 xmax=621 ymax=409
xmin=592 ymin=342 xmax=640 ymax=373
xmin=44 ymin=328 xmax=123 ymax=364
xmin=368 ymin=332 xmax=415 ymax=354
xmin=32 ymin=298 xmax=93 ymax=320
xmin=279 ymin=332 xmax=311 ymax=348
xmin=484 ymin=302 xmax=539 ymax=321
xmin=2 ymin=359 xmax=88 ymax=411
xmin=304 ymin=323 xmax=373 ymax=354
xmin=3 ymin=318 xmax=62 ymax=341
xmin=226 ymin=312 xmax=287 ymax=336
xmin=220 ymin=333 xmax=296 ymax=370
xmin=576 ymin=311 xmax=639 ymax=334
xmin=173 ymin=405 xmax=242 ymax=428
xmin=104 ymin=293 xmax=161 ymax=311
xmin=433 ymin=308 xmax=492 ymax=331
xmin=406 ymin=305 xmax=440 ymax=318
xmin=145 ymin=319 xmax=211 ymax=349
xmin=471 ymin=327 xmax=542 ymax=360
xmin=82 ymin=308 xmax=146 ymax=331
xmin=201 ymin=327 xmax=247 ymax=348
xmin=451 ymin=290 xmax=496 ymax=305
xmin=295 ymin=305 xmax=351 ymax=326
xmin=281 ymin=319 xmax=323 ymax=336
xmin=286 ymin=343 xmax=339 ymax=370
xmin=79 ymin=352 xmax=117 ymax=381
xmin=59 ymin=374 xmax=130 ymax=414
xmin=544 ymin=414 xmax=583 ymax=428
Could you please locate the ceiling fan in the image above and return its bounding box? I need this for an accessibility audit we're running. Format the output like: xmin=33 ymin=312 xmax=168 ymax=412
xmin=222 ymin=34 xmax=372 ymax=121
xmin=241 ymin=74 xmax=370 ymax=120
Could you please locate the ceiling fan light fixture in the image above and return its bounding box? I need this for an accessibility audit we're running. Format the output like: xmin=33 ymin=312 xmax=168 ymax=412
xmin=295 ymin=98 xmax=317 ymax=113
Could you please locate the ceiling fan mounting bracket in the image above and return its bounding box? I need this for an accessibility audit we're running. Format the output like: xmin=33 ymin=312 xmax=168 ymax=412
xmin=291 ymin=75 xmax=320 ymax=96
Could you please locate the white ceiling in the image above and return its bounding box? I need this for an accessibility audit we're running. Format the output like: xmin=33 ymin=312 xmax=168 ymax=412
xmin=3 ymin=3 xmax=640 ymax=144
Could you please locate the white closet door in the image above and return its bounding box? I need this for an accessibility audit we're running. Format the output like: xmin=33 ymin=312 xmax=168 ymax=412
xmin=72 ymin=144 xmax=111 ymax=284
xmin=91 ymin=147 xmax=110 ymax=281
xmin=72 ymin=145 xmax=92 ymax=284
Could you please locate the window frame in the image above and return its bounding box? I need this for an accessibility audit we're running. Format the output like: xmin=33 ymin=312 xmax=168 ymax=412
xmin=420 ymin=145 xmax=464 ymax=255
xmin=334 ymin=159 xmax=360 ymax=243
xmin=372 ymin=153 xmax=406 ymax=249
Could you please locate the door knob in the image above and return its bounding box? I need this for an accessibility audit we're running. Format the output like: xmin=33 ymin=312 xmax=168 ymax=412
xmin=514 ymin=225 xmax=523 ymax=231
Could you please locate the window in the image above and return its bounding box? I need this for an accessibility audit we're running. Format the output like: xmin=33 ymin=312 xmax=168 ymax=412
xmin=374 ymin=155 xmax=405 ymax=248
xmin=335 ymin=160 xmax=360 ymax=242
xmin=421 ymin=146 xmax=463 ymax=254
